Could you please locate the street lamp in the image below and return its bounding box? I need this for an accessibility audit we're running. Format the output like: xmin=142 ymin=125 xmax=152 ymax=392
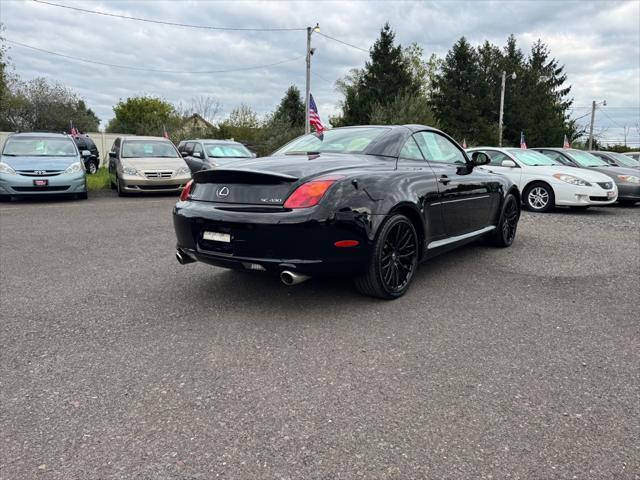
xmin=498 ymin=71 xmax=517 ymax=147
xmin=588 ymin=99 xmax=607 ymax=150
xmin=305 ymin=23 xmax=320 ymax=134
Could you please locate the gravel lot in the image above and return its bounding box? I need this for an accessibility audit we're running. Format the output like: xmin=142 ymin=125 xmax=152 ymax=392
xmin=1 ymin=192 xmax=638 ymax=479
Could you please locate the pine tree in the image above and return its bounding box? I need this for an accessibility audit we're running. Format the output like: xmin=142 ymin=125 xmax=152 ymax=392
xmin=272 ymin=85 xmax=305 ymax=129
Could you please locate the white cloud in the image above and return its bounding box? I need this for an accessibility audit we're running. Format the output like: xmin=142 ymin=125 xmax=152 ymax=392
xmin=2 ymin=0 xmax=638 ymax=145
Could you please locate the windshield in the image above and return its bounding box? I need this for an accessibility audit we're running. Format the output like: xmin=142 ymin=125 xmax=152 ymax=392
xmin=609 ymin=152 xmax=639 ymax=167
xmin=274 ymin=127 xmax=389 ymax=155
xmin=509 ymin=149 xmax=559 ymax=166
xmin=122 ymin=140 xmax=178 ymax=158
xmin=567 ymin=150 xmax=609 ymax=167
xmin=2 ymin=137 xmax=77 ymax=157
xmin=204 ymin=143 xmax=252 ymax=158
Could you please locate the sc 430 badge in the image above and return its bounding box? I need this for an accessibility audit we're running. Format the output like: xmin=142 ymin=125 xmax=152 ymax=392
xmin=260 ymin=198 xmax=282 ymax=203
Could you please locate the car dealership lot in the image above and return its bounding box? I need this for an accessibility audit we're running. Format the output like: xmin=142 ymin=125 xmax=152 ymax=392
xmin=1 ymin=194 xmax=638 ymax=479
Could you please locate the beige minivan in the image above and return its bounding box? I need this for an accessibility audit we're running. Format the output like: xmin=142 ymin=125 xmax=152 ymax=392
xmin=108 ymin=136 xmax=191 ymax=196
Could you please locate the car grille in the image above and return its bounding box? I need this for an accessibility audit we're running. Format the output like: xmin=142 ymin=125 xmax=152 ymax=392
xmin=16 ymin=170 xmax=64 ymax=177
xmin=144 ymin=170 xmax=173 ymax=179
xmin=589 ymin=196 xmax=610 ymax=202
xmin=597 ymin=182 xmax=613 ymax=189
xmin=13 ymin=186 xmax=70 ymax=192
xmin=135 ymin=184 xmax=182 ymax=191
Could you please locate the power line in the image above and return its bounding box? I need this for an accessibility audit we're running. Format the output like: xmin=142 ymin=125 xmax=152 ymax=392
xmin=6 ymin=39 xmax=304 ymax=74
xmin=317 ymin=32 xmax=369 ymax=53
xmin=32 ymin=0 xmax=305 ymax=32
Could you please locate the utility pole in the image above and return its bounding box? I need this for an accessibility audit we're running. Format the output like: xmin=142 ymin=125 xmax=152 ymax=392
xmin=305 ymin=26 xmax=312 ymax=135
xmin=588 ymin=100 xmax=596 ymax=150
xmin=588 ymin=99 xmax=606 ymax=150
xmin=498 ymin=71 xmax=506 ymax=147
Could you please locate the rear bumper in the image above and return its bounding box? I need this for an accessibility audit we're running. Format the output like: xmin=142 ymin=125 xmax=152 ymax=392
xmin=0 ymin=172 xmax=86 ymax=196
xmin=121 ymin=174 xmax=190 ymax=193
xmin=173 ymin=200 xmax=374 ymax=276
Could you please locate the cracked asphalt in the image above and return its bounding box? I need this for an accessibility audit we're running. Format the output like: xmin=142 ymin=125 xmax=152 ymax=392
xmin=1 ymin=192 xmax=638 ymax=479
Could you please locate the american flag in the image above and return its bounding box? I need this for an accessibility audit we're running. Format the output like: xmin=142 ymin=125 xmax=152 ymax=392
xmin=520 ymin=131 xmax=527 ymax=150
xmin=163 ymin=125 xmax=169 ymax=139
xmin=462 ymin=138 xmax=467 ymax=149
xmin=309 ymin=94 xmax=325 ymax=135
xmin=563 ymin=134 xmax=570 ymax=149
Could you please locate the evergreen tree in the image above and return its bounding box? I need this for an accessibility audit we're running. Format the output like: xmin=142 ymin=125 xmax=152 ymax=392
xmin=334 ymin=23 xmax=418 ymax=125
xmin=431 ymin=37 xmax=490 ymax=143
xmin=272 ymin=85 xmax=305 ymax=129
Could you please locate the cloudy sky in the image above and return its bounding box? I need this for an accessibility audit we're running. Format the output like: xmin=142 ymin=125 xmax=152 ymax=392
xmin=1 ymin=0 xmax=639 ymax=145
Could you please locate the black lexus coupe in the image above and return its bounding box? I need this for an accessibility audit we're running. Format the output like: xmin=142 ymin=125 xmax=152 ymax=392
xmin=173 ymin=125 xmax=520 ymax=299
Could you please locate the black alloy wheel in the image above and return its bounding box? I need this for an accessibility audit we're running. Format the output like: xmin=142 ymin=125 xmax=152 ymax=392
xmin=489 ymin=193 xmax=520 ymax=247
xmin=355 ymin=214 xmax=419 ymax=299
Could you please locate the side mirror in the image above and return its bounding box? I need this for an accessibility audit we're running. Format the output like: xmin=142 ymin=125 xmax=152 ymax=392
xmin=193 ymin=152 xmax=202 ymax=159
xmin=181 ymin=151 xmax=188 ymax=157
xmin=81 ymin=150 xmax=91 ymax=157
xmin=501 ymin=159 xmax=517 ymax=168
xmin=108 ymin=151 xmax=117 ymax=159
xmin=471 ymin=151 xmax=490 ymax=167
xmin=251 ymin=152 xmax=257 ymax=158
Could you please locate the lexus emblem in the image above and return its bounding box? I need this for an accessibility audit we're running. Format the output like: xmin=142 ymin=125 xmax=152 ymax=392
xmin=216 ymin=186 xmax=230 ymax=198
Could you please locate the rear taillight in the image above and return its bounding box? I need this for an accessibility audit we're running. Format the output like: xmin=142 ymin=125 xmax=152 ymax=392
xmin=283 ymin=175 xmax=343 ymax=209
xmin=180 ymin=180 xmax=194 ymax=201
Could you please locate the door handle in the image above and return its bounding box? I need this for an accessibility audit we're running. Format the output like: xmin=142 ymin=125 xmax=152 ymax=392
xmin=438 ymin=175 xmax=450 ymax=185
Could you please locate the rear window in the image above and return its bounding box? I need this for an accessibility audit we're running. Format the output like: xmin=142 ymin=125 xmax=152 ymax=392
xmin=122 ymin=140 xmax=179 ymax=158
xmin=274 ymin=127 xmax=389 ymax=155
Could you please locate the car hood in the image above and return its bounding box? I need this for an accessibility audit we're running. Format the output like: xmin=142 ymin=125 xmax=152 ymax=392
xmin=205 ymin=153 xmax=392 ymax=180
xmin=525 ymin=165 xmax=617 ymax=182
xmin=584 ymin=165 xmax=640 ymax=179
xmin=1 ymin=156 xmax=78 ymax=170
xmin=122 ymin=157 xmax=187 ymax=170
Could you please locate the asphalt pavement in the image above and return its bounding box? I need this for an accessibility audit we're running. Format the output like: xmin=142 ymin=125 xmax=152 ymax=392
xmin=1 ymin=192 xmax=638 ymax=479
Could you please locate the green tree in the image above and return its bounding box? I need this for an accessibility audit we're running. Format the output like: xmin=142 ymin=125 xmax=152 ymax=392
xmin=0 ymin=77 xmax=100 ymax=132
xmin=106 ymin=96 xmax=177 ymax=135
xmin=217 ymin=104 xmax=262 ymax=146
xmin=334 ymin=23 xmax=419 ymax=125
xmin=431 ymin=37 xmax=491 ymax=144
xmin=272 ymin=85 xmax=305 ymax=129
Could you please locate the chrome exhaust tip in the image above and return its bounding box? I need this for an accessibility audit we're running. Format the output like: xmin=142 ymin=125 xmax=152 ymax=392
xmin=280 ymin=270 xmax=311 ymax=286
xmin=176 ymin=249 xmax=195 ymax=265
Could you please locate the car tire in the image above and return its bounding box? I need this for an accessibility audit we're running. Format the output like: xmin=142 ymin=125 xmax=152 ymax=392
xmin=116 ymin=175 xmax=126 ymax=197
xmin=76 ymin=191 xmax=88 ymax=200
xmin=86 ymin=160 xmax=98 ymax=175
xmin=487 ymin=192 xmax=520 ymax=248
xmin=354 ymin=214 xmax=419 ymax=300
xmin=523 ymin=182 xmax=555 ymax=212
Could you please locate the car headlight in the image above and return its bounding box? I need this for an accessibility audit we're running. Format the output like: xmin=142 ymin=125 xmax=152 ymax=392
xmin=0 ymin=162 xmax=16 ymax=175
xmin=552 ymin=173 xmax=591 ymax=186
xmin=122 ymin=166 xmax=140 ymax=176
xmin=174 ymin=166 xmax=191 ymax=176
xmin=64 ymin=162 xmax=84 ymax=174
xmin=617 ymin=175 xmax=640 ymax=184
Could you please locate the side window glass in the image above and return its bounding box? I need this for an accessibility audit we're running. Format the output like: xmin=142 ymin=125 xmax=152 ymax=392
xmin=415 ymin=132 xmax=466 ymax=165
xmin=486 ymin=151 xmax=509 ymax=166
xmin=185 ymin=142 xmax=195 ymax=155
xmin=111 ymin=138 xmax=120 ymax=154
xmin=399 ymin=137 xmax=425 ymax=161
xmin=193 ymin=143 xmax=203 ymax=156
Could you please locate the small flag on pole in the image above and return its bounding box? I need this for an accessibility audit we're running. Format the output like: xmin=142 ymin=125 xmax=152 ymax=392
xmin=462 ymin=138 xmax=467 ymax=149
xmin=563 ymin=134 xmax=570 ymax=149
xmin=520 ymin=131 xmax=527 ymax=149
xmin=163 ymin=125 xmax=169 ymax=139
xmin=309 ymin=94 xmax=325 ymax=135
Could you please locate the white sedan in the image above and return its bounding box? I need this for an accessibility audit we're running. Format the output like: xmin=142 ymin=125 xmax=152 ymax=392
xmin=467 ymin=147 xmax=618 ymax=212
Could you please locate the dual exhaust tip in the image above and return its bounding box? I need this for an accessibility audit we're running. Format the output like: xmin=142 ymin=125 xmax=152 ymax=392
xmin=176 ymin=250 xmax=310 ymax=286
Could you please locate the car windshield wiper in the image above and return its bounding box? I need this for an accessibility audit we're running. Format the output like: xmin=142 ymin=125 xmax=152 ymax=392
xmin=284 ymin=151 xmax=321 ymax=155
xmin=2 ymin=153 xmax=17 ymax=156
